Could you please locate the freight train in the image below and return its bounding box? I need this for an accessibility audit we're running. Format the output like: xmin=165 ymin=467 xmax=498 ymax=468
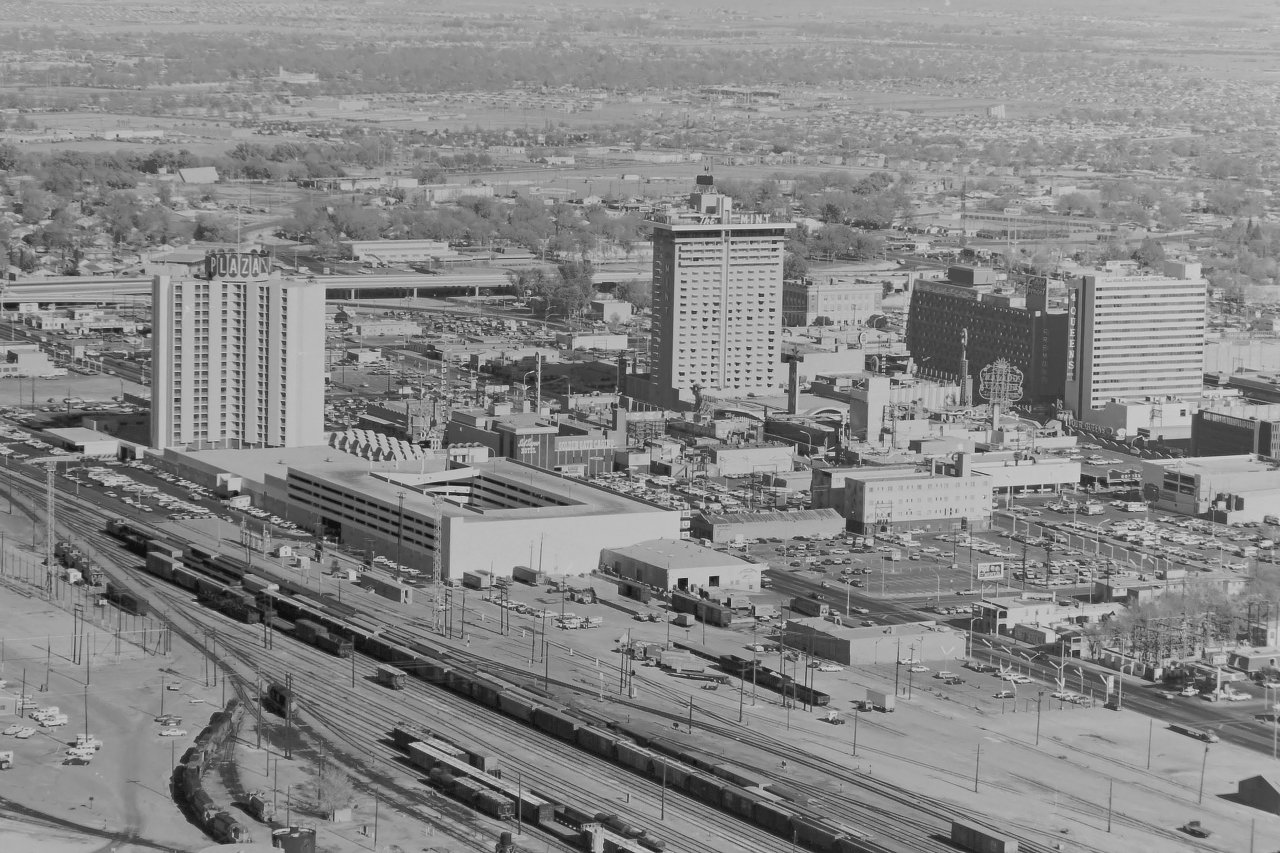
xmin=395 ymin=731 xmax=660 ymax=852
xmin=171 ymin=699 xmax=251 ymax=844
xmin=100 ymin=518 xmax=941 ymax=853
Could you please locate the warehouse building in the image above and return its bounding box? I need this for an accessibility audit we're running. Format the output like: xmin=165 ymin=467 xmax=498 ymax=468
xmin=778 ymin=618 xmax=965 ymax=667
xmin=156 ymin=446 xmax=681 ymax=581
xmin=600 ymin=538 xmax=763 ymax=593
xmin=690 ymin=508 xmax=846 ymax=544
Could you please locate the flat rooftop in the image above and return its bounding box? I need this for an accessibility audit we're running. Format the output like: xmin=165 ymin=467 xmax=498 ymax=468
xmin=45 ymin=427 xmax=118 ymax=444
xmin=1150 ymin=455 xmax=1274 ymax=476
xmin=609 ymin=539 xmax=753 ymax=569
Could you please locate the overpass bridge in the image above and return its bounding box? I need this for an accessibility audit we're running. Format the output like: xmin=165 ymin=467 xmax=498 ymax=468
xmin=1 ymin=271 xmax=518 ymax=306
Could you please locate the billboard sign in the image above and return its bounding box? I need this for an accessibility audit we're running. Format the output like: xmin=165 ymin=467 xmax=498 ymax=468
xmin=205 ymin=250 xmax=271 ymax=281
xmin=976 ymin=561 xmax=1004 ymax=582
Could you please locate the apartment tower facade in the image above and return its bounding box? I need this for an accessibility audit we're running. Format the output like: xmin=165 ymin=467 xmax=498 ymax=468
xmin=648 ymin=176 xmax=793 ymax=409
xmin=151 ymin=251 xmax=325 ymax=450
xmin=1063 ymin=260 xmax=1207 ymax=418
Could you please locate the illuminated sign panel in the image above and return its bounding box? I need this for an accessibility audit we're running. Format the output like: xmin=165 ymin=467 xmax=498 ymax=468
xmin=205 ymin=250 xmax=271 ymax=281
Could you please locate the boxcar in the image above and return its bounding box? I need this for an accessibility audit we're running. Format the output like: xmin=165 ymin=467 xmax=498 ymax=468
xmin=683 ymin=771 xmax=724 ymax=806
xmin=720 ymin=786 xmax=761 ymax=821
xmin=752 ymin=799 xmax=795 ymax=835
xmin=469 ymin=671 xmax=505 ymax=708
xmin=532 ymin=708 xmax=579 ymax=741
xmin=451 ymin=776 xmax=485 ymax=805
xmin=576 ymin=726 xmax=620 ymax=761
xmin=792 ymin=816 xmax=845 ymax=850
xmin=497 ymin=691 xmax=538 ymax=722
xmin=375 ymin=664 xmax=407 ymax=690
xmin=950 ymin=819 xmax=1018 ymax=853
xmin=616 ymin=741 xmax=654 ymax=774
xmin=473 ymin=789 xmax=516 ymax=821
xmin=171 ymin=565 xmax=201 ymax=591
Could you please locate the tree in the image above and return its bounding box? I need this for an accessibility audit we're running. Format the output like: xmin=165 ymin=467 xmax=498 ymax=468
xmin=193 ymin=213 xmax=238 ymax=243
xmin=554 ymin=258 xmax=595 ymax=318
xmin=19 ymin=183 xmax=54 ymax=223
xmin=1058 ymin=192 xmax=1098 ymax=217
xmin=613 ymin=278 xmax=651 ymax=311
xmin=783 ymin=250 xmax=809 ymax=281
xmin=312 ymin=759 xmax=355 ymax=816
xmin=99 ymin=190 xmax=141 ymax=245
xmin=1133 ymin=237 xmax=1165 ymax=269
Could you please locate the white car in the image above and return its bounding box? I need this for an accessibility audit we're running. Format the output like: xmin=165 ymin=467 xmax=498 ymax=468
xmin=1 ymin=724 xmax=20 ymax=736
xmin=908 ymin=665 xmax=930 ymax=673
xmin=898 ymin=658 xmax=921 ymax=666
xmin=817 ymin=664 xmax=844 ymax=673
xmin=159 ymin=728 xmax=188 ymax=738
xmin=13 ymin=727 xmax=36 ymax=739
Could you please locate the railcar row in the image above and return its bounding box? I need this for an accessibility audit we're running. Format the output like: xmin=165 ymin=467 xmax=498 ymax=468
xmin=326 ymin=628 xmax=879 ymax=853
xmin=53 ymin=540 xmax=105 ymax=585
xmin=394 ymin=732 xmax=660 ymax=853
xmin=680 ymin=645 xmax=833 ymax=707
xmin=171 ymin=699 xmax=251 ymax=844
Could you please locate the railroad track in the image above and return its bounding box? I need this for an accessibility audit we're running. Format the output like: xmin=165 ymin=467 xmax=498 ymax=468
xmin=50 ymin=495 xmax=789 ymax=853
xmin=41 ymin=498 xmax=517 ymax=852
xmin=7 ymin=462 xmax=1179 ymax=853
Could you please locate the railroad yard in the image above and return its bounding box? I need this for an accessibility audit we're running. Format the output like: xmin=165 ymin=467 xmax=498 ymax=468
xmin=2 ymin=463 xmax=1280 ymax=853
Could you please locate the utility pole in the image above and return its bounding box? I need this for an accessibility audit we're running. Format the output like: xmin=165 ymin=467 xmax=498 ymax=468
xmin=284 ymin=673 xmax=293 ymax=760
xmin=44 ymin=463 xmax=55 ymax=597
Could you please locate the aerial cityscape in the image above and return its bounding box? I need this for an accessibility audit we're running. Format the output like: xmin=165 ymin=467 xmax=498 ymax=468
xmin=2 ymin=1 xmax=1280 ymax=852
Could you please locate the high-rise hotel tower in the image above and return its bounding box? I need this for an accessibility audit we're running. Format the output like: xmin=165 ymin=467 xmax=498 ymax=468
xmin=151 ymin=250 xmax=325 ymax=450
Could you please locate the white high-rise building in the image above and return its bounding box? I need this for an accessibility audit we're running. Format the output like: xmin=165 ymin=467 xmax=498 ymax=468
xmin=1064 ymin=260 xmax=1207 ymax=416
xmin=151 ymin=252 xmax=326 ymax=450
xmin=647 ymin=177 xmax=793 ymax=408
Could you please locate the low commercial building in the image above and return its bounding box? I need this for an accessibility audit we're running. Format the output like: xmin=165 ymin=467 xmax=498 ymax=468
xmin=834 ymin=455 xmax=992 ymax=535
xmin=0 ymin=342 xmax=63 ymax=379
xmin=445 ymin=404 xmax=626 ymax=478
xmin=706 ymin=443 xmax=793 ymax=478
xmin=778 ymin=618 xmax=966 ymax=666
xmin=968 ymin=452 xmax=1081 ymax=498
xmin=689 ymin=508 xmax=846 ymax=544
xmin=782 ymin=276 xmax=881 ymax=328
xmin=340 ymin=239 xmax=454 ymax=264
xmin=589 ymin=299 xmax=633 ymax=324
xmin=43 ymin=427 xmax=120 ymax=458
xmin=1091 ymin=572 xmax=1248 ymax=605
xmin=600 ymin=538 xmax=762 ymax=593
xmin=1191 ymin=406 xmax=1280 ymax=458
xmin=1141 ymin=455 xmax=1280 ymax=523
xmin=556 ymin=332 xmax=630 ymax=351
xmin=352 ymin=320 xmax=421 ymax=338
xmin=972 ymin=594 xmax=1118 ymax=636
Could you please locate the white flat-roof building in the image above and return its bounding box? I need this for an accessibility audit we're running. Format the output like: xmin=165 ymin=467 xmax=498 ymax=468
xmin=151 ymin=258 xmax=326 ymax=451
xmin=43 ymin=427 xmax=119 ymax=458
xmin=832 ymin=456 xmax=992 ymax=535
xmin=1140 ymin=454 xmax=1280 ymax=522
xmin=1065 ymin=260 xmax=1207 ymax=418
xmin=600 ymin=538 xmax=762 ymax=593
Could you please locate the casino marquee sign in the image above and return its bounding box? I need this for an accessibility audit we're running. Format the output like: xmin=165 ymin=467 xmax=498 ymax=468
xmin=204 ymin=249 xmax=272 ymax=281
